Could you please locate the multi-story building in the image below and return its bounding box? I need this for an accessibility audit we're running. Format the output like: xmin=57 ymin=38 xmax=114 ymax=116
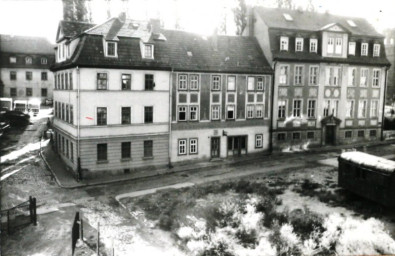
xmin=244 ymin=7 xmax=391 ymax=150
xmin=164 ymin=30 xmax=273 ymax=162
xmin=0 ymin=35 xmax=55 ymax=103
xmin=51 ymin=16 xmax=172 ymax=178
xmin=383 ymin=29 xmax=395 ymax=104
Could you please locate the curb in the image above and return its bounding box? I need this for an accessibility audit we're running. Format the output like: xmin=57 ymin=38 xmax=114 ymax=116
xmin=39 ymin=150 xmax=69 ymax=189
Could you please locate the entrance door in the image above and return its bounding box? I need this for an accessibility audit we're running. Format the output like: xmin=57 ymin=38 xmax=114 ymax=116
xmin=211 ymin=137 xmax=220 ymax=158
xmin=325 ymin=126 xmax=336 ymax=145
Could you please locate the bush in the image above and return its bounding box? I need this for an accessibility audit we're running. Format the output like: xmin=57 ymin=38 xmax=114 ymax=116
xmin=201 ymin=241 xmax=234 ymax=256
xmin=236 ymin=229 xmax=258 ymax=247
xmin=288 ymin=208 xmax=324 ymax=240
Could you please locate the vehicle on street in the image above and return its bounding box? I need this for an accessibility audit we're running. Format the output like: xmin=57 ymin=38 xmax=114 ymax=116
xmin=45 ymin=98 xmax=53 ymax=106
xmin=13 ymin=100 xmax=28 ymax=113
xmin=0 ymin=98 xmax=13 ymax=112
xmin=28 ymin=99 xmax=41 ymax=116
xmin=0 ymin=110 xmax=30 ymax=126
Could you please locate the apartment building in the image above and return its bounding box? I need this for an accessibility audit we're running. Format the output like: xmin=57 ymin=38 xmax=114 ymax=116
xmin=0 ymin=35 xmax=55 ymax=103
xmin=383 ymin=29 xmax=395 ymax=104
xmin=51 ymin=16 xmax=172 ymax=178
xmin=164 ymin=30 xmax=273 ymax=163
xmin=244 ymin=7 xmax=390 ymax=150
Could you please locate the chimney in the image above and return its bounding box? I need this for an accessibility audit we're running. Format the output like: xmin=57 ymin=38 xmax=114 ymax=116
xmin=247 ymin=7 xmax=254 ymax=36
xmin=149 ymin=19 xmax=161 ymax=34
xmin=118 ymin=12 xmax=126 ymax=23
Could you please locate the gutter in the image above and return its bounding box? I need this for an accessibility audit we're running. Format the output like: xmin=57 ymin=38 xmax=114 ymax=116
xmin=76 ymin=66 xmax=81 ymax=179
xmin=168 ymin=68 xmax=174 ymax=168
xmin=381 ymin=66 xmax=389 ymax=141
xmin=269 ymin=61 xmax=276 ymax=153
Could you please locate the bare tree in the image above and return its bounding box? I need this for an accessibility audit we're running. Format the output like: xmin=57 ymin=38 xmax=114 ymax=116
xmin=305 ymin=0 xmax=316 ymax=12
xmin=62 ymin=0 xmax=90 ymax=22
xmin=233 ymin=0 xmax=247 ymax=35
xmin=62 ymin=0 xmax=75 ymax=21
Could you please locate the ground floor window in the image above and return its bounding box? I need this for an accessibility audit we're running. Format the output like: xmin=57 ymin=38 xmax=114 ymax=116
xmin=369 ymin=130 xmax=377 ymax=137
xmin=345 ymin=131 xmax=353 ymax=138
xmin=121 ymin=142 xmax=131 ymax=159
xmin=292 ymin=132 xmax=301 ymax=140
xmin=189 ymin=138 xmax=198 ymax=154
xmin=277 ymin=133 xmax=286 ymax=141
xmin=97 ymin=143 xmax=107 ymax=161
xmin=307 ymin=131 xmax=315 ymax=139
xmin=70 ymin=142 xmax=74 ymax=162
xmin=255 ymin=134 xmax=263 ymax=148
xmin=66 ymin=139 xmax=69 ymax=158
xmin=227 ymin=136 xmax=247 ymax=156
xmin=178 ymin=139 xmax=187 ymax=155
xmin=357 ymin=130 xmax=365 ymax=138
xmin=144 ymin=140 xmax=153 ymax=158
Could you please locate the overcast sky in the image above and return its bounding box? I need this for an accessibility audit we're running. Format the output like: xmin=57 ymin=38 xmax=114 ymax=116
xmin=0 ymin=0 xmax=395 ymax=43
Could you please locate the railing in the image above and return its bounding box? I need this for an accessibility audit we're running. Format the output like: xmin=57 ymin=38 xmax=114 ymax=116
xmin=1 ymin=196 xmax=37 ymax=235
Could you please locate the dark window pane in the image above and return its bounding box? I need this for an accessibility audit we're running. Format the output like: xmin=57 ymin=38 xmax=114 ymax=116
xmin=178 ymin=94 xmax=187 ymax=103
xmin=10 ymin=71 xmax=16 ymax=80
xmin=122 ymin=74 xmax=131 ymax=90
xmin=145 ymin=74 xmax=154 ymax=90
xmin=97 ymin=107 xmax=107 ymax=125
xmin=121 ymin=107 xmax=131 ymax=124
xmin=26 ymin=88 xmax=32 ymax=96
xmin=107 ymin=42 xmax=116 ymax=56
xmin=97 ymin=73 xmax=108 ymax=90
xmin=144 ymin=140 xmax=153 ymax=157
xmin=41 ymin=88 xmax=47 ymax=97
xmin=26 ymin=71 xmax=32 ymax=80
xmin=10 ymin=88 xmax=16 ymax=96
xmin=41 ymin=72 xmax=48 ymax=81
xmin=144 ymin=106 xmax=153 ymax=123
xmin=97 ymin=144 xmax=107 ymax=161
xmin=121 ymin=142 xmax=131 ymax=159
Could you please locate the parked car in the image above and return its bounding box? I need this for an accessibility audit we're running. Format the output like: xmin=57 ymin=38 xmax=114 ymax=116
xmin=0 ymin=110 xmax=30 ymax=126
xmin=0 ymin=120 xmax=10 ymax=136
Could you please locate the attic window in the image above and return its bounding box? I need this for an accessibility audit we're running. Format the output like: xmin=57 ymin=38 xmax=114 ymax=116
xmin=187 ymin=51 xmax=193 ymax=57
xmin=105 ymin=41 xmax=117 ymax=57
xmin=283 ymin=13 xmax=293 ymax=21
xmin=9 ymin=57 xmax=16 ymax=63
xmin=41 ymin=58 xmax=47 ymax=64
xmin=144 ymin=44 xmax=154 ymax=59
xmin=25 ymin=57 xmax=32 ymax=64
xmin=347 ymin=20 xmax=357 ymax=27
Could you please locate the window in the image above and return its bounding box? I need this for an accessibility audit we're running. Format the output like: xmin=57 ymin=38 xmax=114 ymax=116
xmin=293 ymin=100 xmax=301 ymax=117
xmin=294 ymin=66 xmax=303 ymax=85
xmin=97 ymin=144 xmax=107 ymax=161
xmin=178 ymin=139 xmax=187 ymax=155
xmin=212 ymin=75 xmax=221 ymax=90
xmin=10 ymin=71 xmax=16 ymax=80
xmin=293 ymin=132 xmax=301 ymax=140
xmin=106 ymin=42 xmax=117 ymax=57
xmin=332 ymin=100 xmax=339 ymax=116
xmin=360 ymin=69 xmax=368 ymax=86
xmin=227 ymin=105 xmax=235 ymax=119
xmin=295 ymin=38 xmax=303 ymax=52
xmin=9 ymin=57 xmax=16 ymax=63
xmin=62 ymin=137 xmax=65 ymax=153
xmin=280 ymin=36 xmax=288 ymax=51
xmin=325 ymin=67 xmax=341 ymax=86
xmin=310 ymin=39 xmax=317 ymax=53
xmin=307 ymin=100 xmax=316 ymax=118
xmin=144 ymin=140 xmax=153 ymax=158
xmin=247 ymin=77 xmax=255 ymax=91
xmin=255 ymin=134 xmax=263 ymax=148
xmin=209 ymin=104 xmax=220 ymax=121
xmin=247 ymin=105 xmax=254 ymax=119
xmin=279 ymin=66 xmax=288 ymax=84
xmin=190 ymin=106 xmax=198 ymax=120
xmin=348 ymin=68 xmax=356 ymax=86
xmin=189 ymin=74 xmax=199 ymax=90
xmin=65 ymin=73 xmax=69 ymax=90
xmin=369 ymin=130 xmax=377 ymax=137
xmin=144 ymin=106 xmax=153 ymax=123
xmin=26 ymin=88 xmax=32 ymax=96
xmin=121 ymin=142 xmax=131 ymax=159
xmin=41 ymin=88 xmax=47 ymax=97
xmin=309 ymin=66 xmax=318 ymax=85
xmin=227 ymin=76 xmax=236 ymax=91
xmin=41 ymin=72 xmax=48 ymax=81
xmin=358 ymin=130 xmax=365 ymax=138
xmin=345 ymin=131 xmax=353 ymax=138
xmin=333 ymin=68 xmax=340 ymax=86
xmin=121 ymin=107 xmax=131 ymax=124
xmin=145 ymin=74 xmax=154 ymax=90
xmin=70 ymin=73 xmax=73 ymax=90
xmin=26 ymin=71 xmax=32 ymax=80
xmin=70 ymin=142 xmax=74 ymax=162
xmin=372 ymin=69 xmax=380 ymax=87
xmin=323 ymin=100 xmax=330 ymax=117
xmin=373 ymin=44 xmax=380 ymax=57
xmin=190 ymin=138 xmax=198 ymax=154
xmin=358 ymin=100 xmax=367 ymax=118
xmin=97 ymin=107 xmax=107 ymax=125
xmin=307 ymin=132 xmax=315 ymax=139
xmin=370 ymin=100 xmax=378 ymax=118
xmin=25 ymin=57 xmax=32 ymax=64
xmin=144 ymin=44 xmax=153 ymax=58
xmin=361 ymin=43 xmax=368 ymax=56
xmin=10 ymin=88 xmax=16 ymax=97
xmin=66 ymin=105 xmax=69 ymax=122
xmin=327 ymin=38 xmax=334 ymax=54
xmin=179 ymin=74 xmax=187 ymax=90
xmin=278 ymin=100 xmax=286 ymax=119
xmin=277 ymin=133 xmax=286 ymax=141
xmin=61 ymin=103 xmax=65 ymax=120
xmin=348 ymin=42 xmax=356 ymax=55
xmin=70 ymin=105 xmax=73 ymax=124
xmin=97 ymin=73 xmax=108 ymax=90
xmin=41 ymin=58 xmax=47 ymax=64
xmin=256 ymin=105 xmax=264 ymax=118
xmin=178 ymin=106 xmax=187 ymax=121
xmin=121 ymin=74 xmax=131 ymax=90
xmin=257 ymin=77 xmax=264 ymax=90
xmin=346 ymin=100 xmax=354 ymax=118
xmin=335 ymin=38 xmax=342 ymax=54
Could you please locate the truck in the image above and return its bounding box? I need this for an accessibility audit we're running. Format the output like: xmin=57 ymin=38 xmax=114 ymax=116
xmin=28 ymin=99 xmax=41 ymax=116
xmin=0 ymin=97 xmax=13 ymax=113
xmin=13 ymin=100 xmax=28 ymax=113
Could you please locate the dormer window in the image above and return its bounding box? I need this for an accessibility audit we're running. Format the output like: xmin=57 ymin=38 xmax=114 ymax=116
xmin=25 ymin=57 xmax=32 ymax=64
xmin=295 ymin=38 xmax=303 ymax=52
xmin=41 ymin=58 xmax=47 ymax=64
xmin=280 ymin=36 xmax=288 ymax=51
xmin=310 ymin=39 xmax=317 ymax=53
xmin=373 ymin=44 xmax=380 ymax=57
xmin=105 ymin=41 xmax=117 ymax=57
xmin=348 ymin=42 xmax=356 ymax=55
xmin=327 ymin=38 xmax=334 ymax=54
xmin=335 ymin=38 xmax=342 ymax=54
xmin=144 ymin=44 xmax=154 ymax=59
xmin=9 ymin=57 xmax=16 ymax=63
xmin=361 ymin=43 xmax=368 ymax=56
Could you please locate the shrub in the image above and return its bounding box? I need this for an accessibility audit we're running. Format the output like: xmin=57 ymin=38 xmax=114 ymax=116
xmin=236 ymin=229 xmax=258 ymax=247
xmin=288 ymin=208 xmax=324 ymax=240
xmin=201 ymin=241 xmax=234 ymax=256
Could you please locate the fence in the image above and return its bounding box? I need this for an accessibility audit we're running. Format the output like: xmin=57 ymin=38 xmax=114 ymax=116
xmin=1 ymin=196 xmax=37 ymax=235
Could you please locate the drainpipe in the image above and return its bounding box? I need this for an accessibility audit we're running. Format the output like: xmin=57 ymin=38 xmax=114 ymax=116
xmin=381 ymin=66 xmax=389 ymax=141
xmin=168 ymin=68 xmax=174 ymax=168
xmin=269 ymin=61 xmax=276 ymax=154
xmin=76 ymin=66 xmax=82 ymax=179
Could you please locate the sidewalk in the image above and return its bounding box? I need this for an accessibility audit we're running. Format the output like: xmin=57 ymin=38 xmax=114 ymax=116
xmin=40 ymin=139 xmax=395 ymax=189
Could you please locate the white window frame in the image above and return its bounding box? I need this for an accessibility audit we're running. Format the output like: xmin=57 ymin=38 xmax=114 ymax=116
xmin=348 ymin=42 xmax=356 ymax=55
xmin=247 ymin=77 xmax=255 ymax=91
xmin=332 ymin=100 xmax=339 ymax=116
xmin=323 ymin=100 xmax=331 ymax=117
xmin=41 ymin=58 xmax=47 ymax=64
xmin=257 ymin=77 xmax=264 ymax=90
xmin=361 ymin=43 xmax=368 ymax=56
xmin=178 ymin=106 xmax=187 ymax=121
xmin=105 ymin=41 xmax=117 ymax=57
xmin=144 ymin=44 xmax=154 ymax=59
xmin=25 ymin=56 xmax=32 ymax=64
xmin=293 ymin=99 xmax=302 ymax=117
xmin=211 ymin=105 xmax=220 ymax=120
xmin=178 ymin=74 xmax=188 ymax=90
xmin=279 ymin=65 xmax=289 ymax=85
xmin=226 ymin=105 xmax=235 ymax=119
xmin=307 ymin=99 xmax=316 ymax=118
xmin=309 ymin=66 xmax=318 ymax=85
xmin=189 ymin=138 xmax=198 ymax=154
xmin=189 ymin=105 xmax=199 ymax=121
xmin=358 ymin=100 xmax=367 ymax=118
xmin=278 ymin=100 xmax=286 ymax=119
xmin=178 ymin=139 xmax=187 ymax=155
xmin=372 ymin=69 xmax=380 ymax=87
xmin=256 ymin=104 xmax=264 ymax=118
xmin=9 ymin=57 xmax=16 ymax=63
xmin=255 ymin=134 xmax=263 ymax=148
xmin=346 ymin=100 xmax=354 ymax=118
xmin=246 ymin=104 xmax=255 ymax=119
xmin=360 ymin=68 xmax=369 ymax=87
xmin=327 ymin=38 xmax=334 ymax=54
xmin=294 ymin=65 xmax=303 ymax=85
xmin=309 ymin=39 xmax=317 ymax=53
xmin=295 ymin=38 xmax=303 ymax=52
xmin=189 ymin=74 xmax=199 ymax=90
xmin=227 ymin=76 xmax=236 ymax=91
xmin=280 ymin=36 xmax=289 ymax=51
xmin=370 ymin=100 xmax=378 ymax=118
xmin=348 ymin=67 xmax=356 ymax=86
xmin=373 ymin=44 xmax=380 ymax=57
xmin=335 ymin=38 xmax=342 ymax=54
xmin=212 ymin=75 xmax=221 ymax=90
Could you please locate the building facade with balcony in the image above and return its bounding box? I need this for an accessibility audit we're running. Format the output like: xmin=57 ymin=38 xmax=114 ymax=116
xmin=244 ymin=7 xmax=390 ymax=150
xmin=0 ymin=35 xmax=55 ymax=104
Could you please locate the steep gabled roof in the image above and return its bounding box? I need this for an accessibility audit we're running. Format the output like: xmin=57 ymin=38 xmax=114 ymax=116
xmin=254 ymin=7 xmax=383 ymax=38
xmin=56 ymin=20 xmax=95 ymax=42
xmin=162 ymin=30 xmax=272 ymax=74
xmin=0 ymin=34 xmax=54 ymax=54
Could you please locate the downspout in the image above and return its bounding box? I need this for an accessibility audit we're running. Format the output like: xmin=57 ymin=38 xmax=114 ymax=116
xmin=381 ymin=66 xmax=389 ymax=141
xmin=168 ymin=68 xmax=174 ymax=168
xmin=269 ymin=61 xmax=276 ymax=154
xmin=76 ymin=66 xmax=82 ymax=179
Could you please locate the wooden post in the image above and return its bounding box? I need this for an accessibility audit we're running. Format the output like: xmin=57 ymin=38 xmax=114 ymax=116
xmin=80 ymin=214 xmax=84 ymax=241
xmin=33 ymin=197 xmax=37 ymax=226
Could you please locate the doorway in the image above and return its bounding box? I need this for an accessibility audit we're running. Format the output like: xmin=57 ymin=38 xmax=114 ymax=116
xmin=325 ymin=125 xmax=336 ymax=145
xmin=227 ymin=136 xmax=247 ymax=156
xmin=211 ymin=137 xmax=220 ymax=158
